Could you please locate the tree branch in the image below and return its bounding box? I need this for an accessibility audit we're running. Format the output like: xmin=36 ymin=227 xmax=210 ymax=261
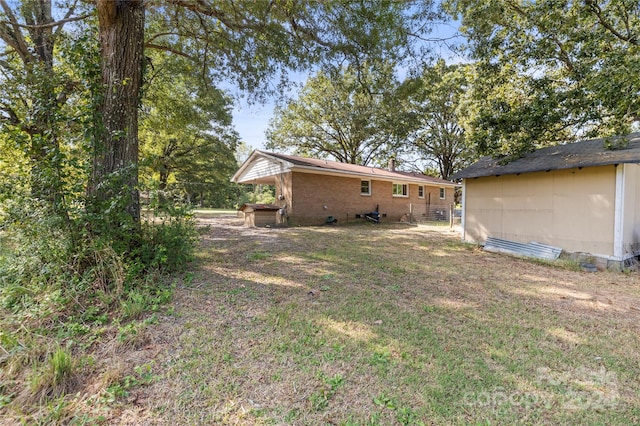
xmin=0 ymin=13 xmax=91 ymax=30
xmin=0 ymin=102 xmax=20 ymax=126
xmin=0 ymin=0 xmax=33 ymax=63
xmin=585 ymin=0 xmax=638 ymax=46
xmin=167 ymin=0 xmax=264 ymax=32
xmin=505 ymin=1 xmax=575 ymax=72
xmin=54 ymin=0 xmax=82 ymax=39
xmin=145 ymin=42 xmax=194 ymax=59
xmin=146 ymin=30 xmax=183 ymax=44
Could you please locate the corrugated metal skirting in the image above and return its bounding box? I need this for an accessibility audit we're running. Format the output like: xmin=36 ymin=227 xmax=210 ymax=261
xmin=484 ymin=237 xmax=562 ymax=260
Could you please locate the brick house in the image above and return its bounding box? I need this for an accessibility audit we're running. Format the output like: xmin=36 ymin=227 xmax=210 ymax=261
xmin=231 ymin=151 xmax=458 ymax=226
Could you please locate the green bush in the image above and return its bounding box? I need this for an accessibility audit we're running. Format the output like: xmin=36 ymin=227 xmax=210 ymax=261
xmin=136 ymin=215 xmax=198 ymax=273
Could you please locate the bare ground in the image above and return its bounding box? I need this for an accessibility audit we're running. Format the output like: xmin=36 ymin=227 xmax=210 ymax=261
xmin=102 ymin=216 xmax=640 ymax=425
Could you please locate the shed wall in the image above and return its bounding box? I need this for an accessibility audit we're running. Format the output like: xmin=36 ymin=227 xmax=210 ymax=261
xmin=253 ymin=210 xmax=278 ymax=227
xmin=464 ymin=165 xmax=616 ymax=256
xmin=622 ymin=163 xmax=640 ymax=255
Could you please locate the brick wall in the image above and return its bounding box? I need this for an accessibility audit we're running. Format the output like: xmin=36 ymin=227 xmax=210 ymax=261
xmin=276 ymin=171 xmax=453 ymax=226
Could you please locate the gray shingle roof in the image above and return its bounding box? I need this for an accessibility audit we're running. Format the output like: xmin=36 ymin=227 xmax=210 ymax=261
xmin=452 ymin=133 xmax=640 ymax=180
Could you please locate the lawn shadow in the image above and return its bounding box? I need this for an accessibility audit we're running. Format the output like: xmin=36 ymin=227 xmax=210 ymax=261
xmin=140 ymin=217 xmax=640 ymax=425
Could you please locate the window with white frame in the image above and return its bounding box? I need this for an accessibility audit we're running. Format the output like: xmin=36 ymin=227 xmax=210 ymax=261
xmin=418 ymin=185 xmax=424 ymax=198
xmin=361 ymin=180 xmax=371 ymax=195
xmin=439 ymin=187 xmax=446 ymax=199
xmin=392 ymin=183 xmax=408 ymax=197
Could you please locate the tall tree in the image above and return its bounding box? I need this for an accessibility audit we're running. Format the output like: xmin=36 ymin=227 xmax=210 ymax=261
xmin=266 ymin=62 xmax=411 ymax=165
xmin=403 ymin=60 xmax=473 ymax=179
xmin=0 ymin=0 xmax=89 ymax=210
xmin=445 ymin=0 xmax=640 ymax=157
xmin=2 ymin=0 xmax=439 ymax=241
xmin=91 ymin=0 xmax=145 ymax=228
xmin=139 ymin=52 xmax=239 ymax=206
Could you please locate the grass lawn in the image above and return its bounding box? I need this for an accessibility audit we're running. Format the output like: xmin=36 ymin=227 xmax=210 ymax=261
xmin=91 ymin=219 xmax=640 ymax=424
xmin=191 ymin=208 xmax=237 ymax=218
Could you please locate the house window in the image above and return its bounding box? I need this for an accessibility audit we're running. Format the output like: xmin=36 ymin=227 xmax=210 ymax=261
xmin=418 ymin=185 xmax=424 ymax=198
xmin=439 ymin=187 xmax=446 ymax=199
xmin=393 ymin=183 xmax=408 ymax=197
xmin=361 ymin=180 xmax=371 ymax=196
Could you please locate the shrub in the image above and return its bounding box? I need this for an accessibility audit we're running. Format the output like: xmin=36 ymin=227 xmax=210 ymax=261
xmin=136 ymin=215 xmax=198 ymax=273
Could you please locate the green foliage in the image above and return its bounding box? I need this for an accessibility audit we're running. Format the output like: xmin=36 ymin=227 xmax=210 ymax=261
xmin=0 ymin=192 xmax=190 ymax=416
xmin=30 ymin=347 xmax=76 ymax=400
xmin=373 ymin=393 xmax=398 ymax=410
xmin=235 ymin=184 xmax=276 ymax=208
xmin=146 ymin=1 xmax=434 ymax=97
xmin=310 ymin=373 xmax=345 ymax=411
xmin=373 ymin=393 xmax=424 ymax=425
xmin=121 ymin=291 xmax=147 ymax=320
xmin=102 ymin=364 xmax=154 ymax=404
xmin=266 ymin=62 xmax=413 ymax=166
xmin=603 ymin=136 xmax=629 ymax=150
xmin=403 ymin=60 xmax=475 ymax=179
xmin=246 ymin=251 xmax=271 ymax=262
xmin=139 ymin=52 xmax=240 ymax=208
xmin=50 ymin=347 xmax=74 ymax=388
xmin=445 ymin=0 xmax=640 ymax=157
xmin=136 ymin=215 xmax=199 ymax=273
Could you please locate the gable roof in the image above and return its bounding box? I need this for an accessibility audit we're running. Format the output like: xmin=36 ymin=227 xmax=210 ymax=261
xmin=452 ymin=132 xmax=640 ymax=180
xmin=232 ymin=150 xmax=458 ymax=187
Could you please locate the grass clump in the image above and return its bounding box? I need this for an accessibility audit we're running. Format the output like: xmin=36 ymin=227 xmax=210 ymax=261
xmin=30 ymin=347 xmax=76 ymax=401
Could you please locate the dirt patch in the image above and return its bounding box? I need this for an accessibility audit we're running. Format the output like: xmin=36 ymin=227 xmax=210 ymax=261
xmin=198 ymin=214 xmax=293 ymax=245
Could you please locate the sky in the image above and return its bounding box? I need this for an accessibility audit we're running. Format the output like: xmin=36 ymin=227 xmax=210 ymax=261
xmin=231 ymin=21 xmax=464 ymax=152
xmin=232 ymin=102 xmax=273 ymax=151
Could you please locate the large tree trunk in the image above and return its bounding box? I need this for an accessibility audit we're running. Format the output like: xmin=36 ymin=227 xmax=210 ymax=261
xmin=91 ymin=0 xmax=145 ymax=227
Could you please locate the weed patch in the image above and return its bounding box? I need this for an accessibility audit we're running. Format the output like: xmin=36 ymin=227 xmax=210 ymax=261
xmin=0 ymin=202 xmax=191 ymax=423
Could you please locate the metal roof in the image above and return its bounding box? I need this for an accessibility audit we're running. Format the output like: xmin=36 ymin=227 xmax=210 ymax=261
xmin=452 ymin=133 xmax=640 ymax=180
xmin=239 ymin=203 xmax=280 ymax=211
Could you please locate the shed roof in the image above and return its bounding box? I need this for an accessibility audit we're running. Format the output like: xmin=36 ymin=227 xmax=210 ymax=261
xmin=239 ymin=203 xmax=280 ymax=212
xmin=452 ymin=133 xmax=640 ymax=180
xmin=232 ymin=150 xmax=458 ymax=187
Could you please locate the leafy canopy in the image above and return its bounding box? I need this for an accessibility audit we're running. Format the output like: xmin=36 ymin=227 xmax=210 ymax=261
xmin=403 ymin=60 xmax=474 ymax=179
xmin=139 ymin=52 xmax=239 ymax=207
xmin=266 ymin=62 xmax=412 ymax=166
xmin=445 ymin=0 xmax=640 ymax=157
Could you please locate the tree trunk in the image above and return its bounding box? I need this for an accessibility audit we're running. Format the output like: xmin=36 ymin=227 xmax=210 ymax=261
xmin=158 ymin=167 xmax=169 ymax=190
xmin=91 ymin=0 xmax=145 ymax=226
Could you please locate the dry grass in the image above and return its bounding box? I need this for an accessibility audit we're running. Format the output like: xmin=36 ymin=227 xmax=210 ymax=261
xmin=40 ymin=216 xmax=640 ymax=425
